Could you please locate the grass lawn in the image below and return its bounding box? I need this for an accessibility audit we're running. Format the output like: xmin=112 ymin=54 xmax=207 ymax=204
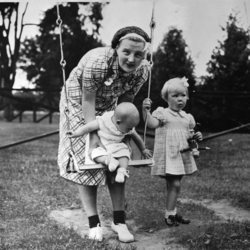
xmin=1 ymin=121 xmax=250 ymax=249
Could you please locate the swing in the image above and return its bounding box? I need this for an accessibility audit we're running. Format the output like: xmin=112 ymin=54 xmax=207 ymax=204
xmin=56 ymin=3 xmax=155 ymax=171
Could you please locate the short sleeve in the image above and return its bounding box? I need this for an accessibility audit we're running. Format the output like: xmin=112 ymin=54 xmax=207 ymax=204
xmin=96 ymin=112 xmax=110 ymax=128
xmin=82 ymin=61 xmax=107 ymax=92
xmin=152 ymin=107 xmax=166 ymax=126
xmin=96 ymin=115 xmax=102 ymax=126
xmin=76 ymin=49 xmax=109 ymax=93
xmin=188 ymin=114 xmax=196 ymax=129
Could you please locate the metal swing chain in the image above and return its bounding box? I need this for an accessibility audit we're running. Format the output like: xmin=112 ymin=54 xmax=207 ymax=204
xmin=56 ymin=4 xmax=67 ymax=89
xmin=143 ymin=1 xmax=156 ymax=144
xmin=56 ymin=4 xmax=74 ymax=153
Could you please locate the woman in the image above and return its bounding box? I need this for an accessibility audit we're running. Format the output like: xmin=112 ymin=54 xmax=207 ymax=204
xmin=58 ymin=26 xmax=150 ymax=242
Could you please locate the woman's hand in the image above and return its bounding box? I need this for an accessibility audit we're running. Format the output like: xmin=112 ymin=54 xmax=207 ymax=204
xmin=142 ymin=148 xmax=153 ymax=158
xmin=142 ymin=98 xmax=152 ymax=111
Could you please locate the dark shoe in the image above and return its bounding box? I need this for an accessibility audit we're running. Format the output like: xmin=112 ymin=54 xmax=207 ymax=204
xmin=175 ymin=214 xmax=190 ymax=224
xmin=165 ymin=215 xmax=179 ymax=226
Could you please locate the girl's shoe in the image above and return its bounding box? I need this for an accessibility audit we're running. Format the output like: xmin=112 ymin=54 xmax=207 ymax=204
xmin=165 ymin=215 xmax=179 ymax=226
xmin=88 ymin=223 xmax=103 ymax=241
xmin=175 ymin=214 xmax=190 ymax=224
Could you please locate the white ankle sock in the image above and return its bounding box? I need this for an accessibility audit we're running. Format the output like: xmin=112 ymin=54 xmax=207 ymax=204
xmin=165 ymin=208 xmax=177 ymax=217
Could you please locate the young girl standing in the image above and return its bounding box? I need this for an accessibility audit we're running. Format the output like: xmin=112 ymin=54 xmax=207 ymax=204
xmin=142 ymin=77 xmax=202 ymax=226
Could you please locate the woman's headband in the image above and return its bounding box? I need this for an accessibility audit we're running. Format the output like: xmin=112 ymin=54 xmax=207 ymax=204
xmin=111 ymin=26 xmax=150 ymax=49
xmin=118 ymin=33 xmax=149 ymax=51
xmin=118 ymin=33 xmax=147 ymax=43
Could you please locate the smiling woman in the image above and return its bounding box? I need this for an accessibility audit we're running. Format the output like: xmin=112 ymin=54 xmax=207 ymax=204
xmin=58 ymin=26 xmax=151 ymax=242
xmin=116 ymin=35 xmax=148 ymax=72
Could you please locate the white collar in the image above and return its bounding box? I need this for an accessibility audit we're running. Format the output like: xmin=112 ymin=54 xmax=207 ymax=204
xmin=167 ymin=108 xmax=186 ymax=118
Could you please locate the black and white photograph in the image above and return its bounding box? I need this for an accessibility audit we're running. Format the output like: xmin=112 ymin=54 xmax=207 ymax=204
xmin=1 ymin=0 xmax=250 ymax=249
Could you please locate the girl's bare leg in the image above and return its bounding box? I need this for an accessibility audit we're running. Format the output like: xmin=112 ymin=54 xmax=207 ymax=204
xmin=165 ymin=176 xmax=182 ymax=211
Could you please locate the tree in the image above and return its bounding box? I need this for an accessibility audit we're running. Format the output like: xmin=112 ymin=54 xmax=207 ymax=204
xmin=0 ymin=2 xmax=28 ymax=120
xmin=198 ymin=14 xmax=250 ymax=129
xmin=19 ymin=2 xmax=104 ymax=92
xmin=205 ymin=14 xmax=250 ymax=91
xmin=135 ymin=27 xmax=195 ymax=113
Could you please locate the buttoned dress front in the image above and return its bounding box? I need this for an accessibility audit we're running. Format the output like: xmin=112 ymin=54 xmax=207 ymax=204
xmin=58 ymin=47 xmax=149 ymax=185
xmin=151 ymin=107 xmax=198 ymax=176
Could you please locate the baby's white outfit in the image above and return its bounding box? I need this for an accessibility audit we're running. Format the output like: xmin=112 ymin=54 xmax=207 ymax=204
xmin=86 ymin=111 xmax=133 ymax=163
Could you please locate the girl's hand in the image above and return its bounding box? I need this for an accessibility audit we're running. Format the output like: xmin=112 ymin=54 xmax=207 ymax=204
xmin=142 ymin=98 xmax=152 ymax=111
xmin=193 ymin=131 xmax=203 ymax=141
xmin=142 ymin=148 xmax=153 ymax=158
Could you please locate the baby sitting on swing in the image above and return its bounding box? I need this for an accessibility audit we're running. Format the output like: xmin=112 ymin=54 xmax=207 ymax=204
xmin=67 ymin=102 xmax=152 ymax=183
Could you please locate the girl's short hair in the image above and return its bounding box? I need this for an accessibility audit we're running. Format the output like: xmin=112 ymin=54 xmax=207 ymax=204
xmin=161 ymin=77 xmax=189 ymax=101
xmin=111 ymin=26 xmax=150 ymax=49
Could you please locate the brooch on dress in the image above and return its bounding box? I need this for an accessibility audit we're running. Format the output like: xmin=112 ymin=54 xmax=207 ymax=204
xmin=104 ymin=77 xmax=113 ymax=86
xmin=104 ymin=74 xmax=116 ymax=86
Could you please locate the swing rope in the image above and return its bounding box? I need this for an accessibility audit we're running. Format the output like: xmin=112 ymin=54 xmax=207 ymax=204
xmin=143 ymin=0 xmax=156 ymax=144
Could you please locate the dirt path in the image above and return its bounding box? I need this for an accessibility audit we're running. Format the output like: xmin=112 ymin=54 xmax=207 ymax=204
xmin=49 ymin=208 xmax=186 ymax=250
xmin=49 ymin=199 xmax=250 ymax=249
xmin=180 ymin=198 xmax=250 ymax=222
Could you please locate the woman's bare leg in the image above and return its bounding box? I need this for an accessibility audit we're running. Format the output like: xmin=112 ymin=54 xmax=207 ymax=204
xmin=107 ymin=179 xmax=125 ymax=211
xmin=78 ymin=185 xmax=98 ymax=216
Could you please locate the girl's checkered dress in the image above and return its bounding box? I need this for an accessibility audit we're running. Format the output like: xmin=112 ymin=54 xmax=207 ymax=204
xmin=58 ymin=47 xmax=149 ymax=185
xmin=151 ymin=107 xmax=198 ymax=176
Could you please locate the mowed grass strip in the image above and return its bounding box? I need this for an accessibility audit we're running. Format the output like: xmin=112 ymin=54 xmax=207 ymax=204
xmin=1 ymin=121 xmax=250 ymax=249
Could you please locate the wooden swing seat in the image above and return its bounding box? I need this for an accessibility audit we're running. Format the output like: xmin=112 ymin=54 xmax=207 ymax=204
xmin=78 ymin=158 xmax=154 ymax=170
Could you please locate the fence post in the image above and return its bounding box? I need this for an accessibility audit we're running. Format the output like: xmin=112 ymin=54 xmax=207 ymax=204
xmin=19 ymin=111 xmax=23 ymax=123
xmin=33 ymin=108 xmax=36 ymax=122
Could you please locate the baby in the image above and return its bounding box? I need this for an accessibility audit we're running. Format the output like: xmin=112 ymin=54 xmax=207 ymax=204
xmin=67 ymin=102 xmax=151 ymax=183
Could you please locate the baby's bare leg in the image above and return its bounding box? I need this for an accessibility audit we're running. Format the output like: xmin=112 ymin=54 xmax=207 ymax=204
xmin=91 ymin=148 xmax=119 ymax=171
xmin=94 ymin=155 xmax=119 ymax=171
xmin=94 ymin=155 xmax=108 ymax=164
xmin=115 ymin=157 xmax=129 ymax=183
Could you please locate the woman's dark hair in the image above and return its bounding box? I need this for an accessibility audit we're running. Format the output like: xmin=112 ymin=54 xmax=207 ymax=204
xmin=111 ymin=26 xmax=150 ymax=49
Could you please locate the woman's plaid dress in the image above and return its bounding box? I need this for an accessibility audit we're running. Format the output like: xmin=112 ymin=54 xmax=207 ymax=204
xmin=58 ymin=47 xmax=149 ymax=185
